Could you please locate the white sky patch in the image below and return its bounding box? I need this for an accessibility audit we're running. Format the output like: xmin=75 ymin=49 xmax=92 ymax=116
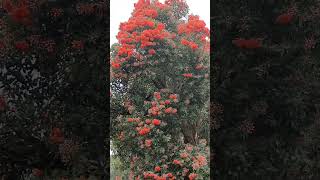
xmin=110 ymin=0 xmax=210 ymax=46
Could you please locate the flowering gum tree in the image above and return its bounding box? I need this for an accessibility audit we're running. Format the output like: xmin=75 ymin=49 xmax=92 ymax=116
xmin=110 ymin=0 xmax=210 ymax=179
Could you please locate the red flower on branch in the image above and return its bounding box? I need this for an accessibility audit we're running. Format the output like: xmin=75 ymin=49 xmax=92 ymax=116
xmin=275 ymin=12 xmax=294 ymax=25
xmin=71 ymin=40 xmax=84 ymax=49
xmin=232 ymin=38 xmax=262 ymax=49
xmin=155 ymin=166 xmax=161 ymax=172
xmin=148 ymin=49 xmax=156 ymax=55
xmin=145 ymin=139 xmax=152 ymax=147
xmin=32 ymin=168 xmax=43 ymax=177
xmin=15 ymin=40 xmax=29 ymax=52
xmin=49 ymin=128 xmax=64 ymax=144
xmin=0 ymin=96 xmax=6 ymax=111
xmin=138 ymin=127 xmax=151 ymax=135
xmin=188 ymin=173 xmax=198 ymax=180
xmin=182 ymin=73 xmax=193 ymax=78
xmin=153 ymin=119 xmax=161 ymax=126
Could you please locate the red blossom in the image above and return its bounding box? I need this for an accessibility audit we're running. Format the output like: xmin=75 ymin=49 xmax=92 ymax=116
xmin=232 ymin=38 xmax=262 ymax=49
xmin=10 ymin=6 xmax=32 ymax=25
xmin=0 ymin=96 xmax=6 ymax=111
xmin=165 ymin=107 xmax=173 ymax=114
xmin=138 ymin=127 xmax=150 ymax=135
xmin=145 ymin=119 xmax=151 ymax=124
xmin=111 ymin=61 xmax=121 ymax=69
xmin=188 ymin=173 xmax=197 ymax=180
xmin=0 ymin=41 xmax=5 ymax=50
xmin=275 ymin=13 xmax=294 ymax=25
xmin=2 ymin=0 xmax=14 ymax=12
xmin=15 ymin=40 xmax=29 ymax=52
xmin=169 ymin=94 xmax=177 ymax=99
xmin=173 ymin=159 xmax=181 ymax=165
xmin=71 ymin=40 xmax=84 ymax=49
xmin=153 ymin=119 xmax=161 ymax=126
xmin=127 ymin=118 xmax=134 ymax=122
xmin=165 ymin=100 xmax=171 ymax=105
xmin=49 ymin=128 xmax=64 ymax=144
xmin=154 ymin=92 xmax=161 ymax=99
xmin=32 ymin=168 xmax=43 ymax=177
xmin=154 ymin=166 xmax=161 ymax=172
xmin=148 ymin=48 xmax=156 ymax=55
xmin=182 ymin=73 xmax=193 ymax=78
xmin=145 ymin=139 xmax=152 ymax=147
xmin=195 ymin=64 xmax=204 ymax=70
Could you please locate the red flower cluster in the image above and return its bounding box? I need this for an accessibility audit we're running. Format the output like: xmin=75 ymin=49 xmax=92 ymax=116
xmin=138 ymin=127 xmax=151 ymax=135
xmin=164 ymin=107 xmax=177 ymax=114
xmin=32 ymin=168 xmax=43 ymax=177
xmin=2 ymin=0 xmax=32 ymax=25
xmin=145 ymin=139 xmax=152 ymax=147
xmin=188 ymin=173 xmax=197 ymax=180
xmin=275 ymin=12 xmax=294 ymax=25
xmin=111 ymin=61 xmax=121 ymax=69
xmin=71 ymin=40 xmax=84 ymax=49
xmin=232 ymin=38 xmax=262 ymax=49
xmin=0 ymin=96 xmax=6 ymax=111
xmin=178 ymin=15 xmax=209 ymax=36
xmin=114 ymin=0 xmax=172 ymax=66
xmin=181 ymin=38 xmax=198 ymax=50
xmin=154 ymin=92 xmax=161 ymax=99
xmin=173 ymin=159 xmax=182 ymax=166
xmin=195 ymin=64 xmax=204 ymax=70
xmin=169 ymin=94 xmax=178 ymax=100
xmin=182 ymin=73 xmax=193 ymax=78
xmin=153 ymin=119 xmax=161 ymax=126
xmin=148 ymin=48 xmax=156 ymax=55
xmin=15 ymin=40 xmax=29 ymax=52
xmin=154 ymin=166 xmax=161 ymax=172
xmin=145 ymin=119 xmax=152 ymax=124
xmin=49 ymin=128 xmax=64 ymax=144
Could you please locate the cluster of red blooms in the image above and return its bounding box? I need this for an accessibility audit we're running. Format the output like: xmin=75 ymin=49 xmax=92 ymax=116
xmin=32 ymin=168 xmax=43 ymax=177
xmin=181 ymin=38 xmax=198 ymax=50
xmin=182 ymin=73 xmax=193 ymax=78
xmin=0 ymin=96 xmax=6 ymax=111
xmin=15 ymin=40 xmax=29 ymax=52
xmin=178 ymin=15 xmax=209 ymax=36
xmin=112 ymin=0 xmax=175 ymax=70
xmin=143 ymin=171 xmax=176 ymax=180
xmin=138 ymin=127 xmax=151 ymax=135
xmin=275 ymin=12 xmax=294 ymax=25
xmin=71 ymin=40 xmax=84 ymax=50
xmin=232 ymin=38 xmax=262 ymax=49
xmin=177 ymin=15 xmax=209 ymax=51
xmin=49 ymin=128 xmax=65 ymax=144
xmin=147 ymin=92 xmax=178 ymax=116
xmin=2 ymin=0 xmax=32 ymax=25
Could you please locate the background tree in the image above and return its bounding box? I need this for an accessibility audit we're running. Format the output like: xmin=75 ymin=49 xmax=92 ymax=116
xmin=212 ymin=0 xmax=320 ymax=179
xmin=110 ymin=0 xmax=210 ymax=179
xmin=0 ymin=0 xmax=108 ymax=178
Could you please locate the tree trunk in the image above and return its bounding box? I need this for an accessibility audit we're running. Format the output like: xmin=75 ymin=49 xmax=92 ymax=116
xmin=181 ymin=122 xmax=197 ymax=145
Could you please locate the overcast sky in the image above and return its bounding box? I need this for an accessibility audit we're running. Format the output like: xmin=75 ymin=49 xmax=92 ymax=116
xmin=110 ymin=0 xmax=210 ymax=46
